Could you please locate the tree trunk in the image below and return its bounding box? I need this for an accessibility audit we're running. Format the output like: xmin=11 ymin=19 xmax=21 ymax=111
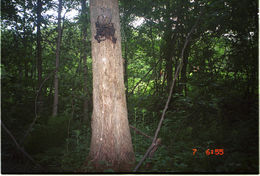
xmin=164 ymin=3 xmax=174 ymax=93
xmin=36 ymin=0 xmax=43 ymax=114
xmin=88 ymin=0 xmax=135 ymax=171
xmin=180 ymin=43 xmax=190 ymax=96
xmin=166 ymin=54 xmax=173 ymax=92
xmin=52 ymin=0 xmax=62 ymax=117
xmin=164 ymin=32 xmax=174 ymax=93
xmin=81 ymin=0 xmax=89 ymax=122
xmin=23 ymin=1 xmax=29 ymax=80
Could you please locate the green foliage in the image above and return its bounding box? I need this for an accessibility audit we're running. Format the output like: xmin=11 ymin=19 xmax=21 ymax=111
xmin=1 ymin=0 xmax=258 ymax=173
xmin=60 ymin=124 xmax=90 ymax=171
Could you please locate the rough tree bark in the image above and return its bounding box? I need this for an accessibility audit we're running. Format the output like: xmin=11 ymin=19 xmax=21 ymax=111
xmin=52 ymin=0 xmax=62 ymax=117
xmin=88 ymin=0 xmax=135 ymax=171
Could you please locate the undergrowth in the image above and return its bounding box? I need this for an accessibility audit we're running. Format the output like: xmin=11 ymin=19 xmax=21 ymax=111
xmin=15 ymin=91 xmax=258 ymax=173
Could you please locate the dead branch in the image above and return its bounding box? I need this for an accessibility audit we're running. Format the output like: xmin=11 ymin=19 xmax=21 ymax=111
xmin=148 ymin=138 xmax=161 ymax=158
xmin=21 ymin=68 xmax=58 ymax=145
xmin=129 ymin=125 xmax=153 ymax=140
xmin=133 ymin=17 xmax=200 ymax=172
xmin=1 ymin=120 xmax=43 ymax=169
xmin=130 ymin=125 xmax=163 ymax=159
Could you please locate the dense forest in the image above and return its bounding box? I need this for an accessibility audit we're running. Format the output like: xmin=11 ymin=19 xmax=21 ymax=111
xmin=1 ymin=0 xmax=259 ymax=173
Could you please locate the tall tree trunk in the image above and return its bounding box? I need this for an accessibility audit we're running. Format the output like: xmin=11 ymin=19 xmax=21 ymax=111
xmin=180 ymin=43 xmax=190 ymax=96
xmin=52 ymin=0 xmax=62 ymax=117
xmin=88 ymin=0 xmax=135 ymax=171
xmin=36 ymin=0 xmax=43 ymax=114
xmin=166 ymin=54 xmax=173 ymax=92
xmin=23 ymin=1 xmax=29 ymax=80
xmin=164 ymin=3 xmax=174 ymax=93
xmin=164 ymin=35 xmax=173 ymax=92
xmin=81 ymin=0 xmax=89 ymax=122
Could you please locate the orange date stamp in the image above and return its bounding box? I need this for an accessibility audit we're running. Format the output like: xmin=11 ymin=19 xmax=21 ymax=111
xmin=193 ymin=148 xmax=224 ymax=156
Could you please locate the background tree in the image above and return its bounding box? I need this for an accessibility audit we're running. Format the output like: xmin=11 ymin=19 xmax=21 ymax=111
xmin=36 ymin=0 xmax=43 ymax=114
xmin=81 ymin=0 xmax=90 ymax=122
xmin=52 ymin=0 xmax=63 ymax=116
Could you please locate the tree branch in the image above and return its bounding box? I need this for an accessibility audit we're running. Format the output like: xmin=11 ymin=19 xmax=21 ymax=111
xmin=129 ymin=125 xmax=153 ymax=140
xmin=21 ymin=68 xmax=58 ymax=145
xmin=133 ymin=17 xmax=200 ymax=172
xmin=1 ymin=120 xmax=43 ymax=169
